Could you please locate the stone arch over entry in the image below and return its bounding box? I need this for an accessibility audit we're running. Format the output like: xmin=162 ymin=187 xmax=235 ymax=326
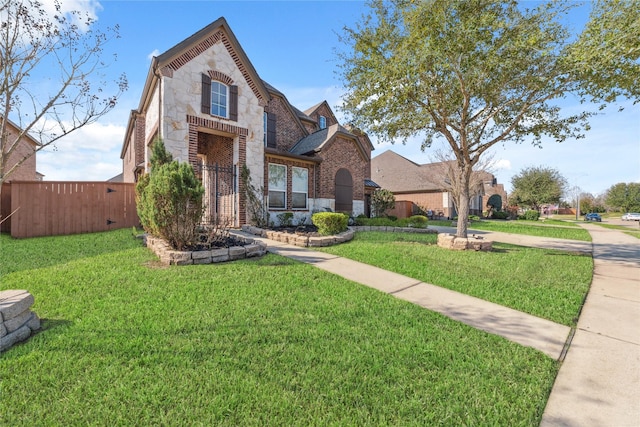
xmin=335 ymin=168 xmax=353 ymax=213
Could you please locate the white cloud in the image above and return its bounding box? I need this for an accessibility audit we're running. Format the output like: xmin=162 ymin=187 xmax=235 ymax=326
xmin=38 ymin=0 xmax=103 ymax=31
xmin=148 ymin=49 xmax=161 ymax=61
xmin=37 ymin=121 xmax=125 ymax=181
xmin=493 ymin=159 xmax=512 ymax=171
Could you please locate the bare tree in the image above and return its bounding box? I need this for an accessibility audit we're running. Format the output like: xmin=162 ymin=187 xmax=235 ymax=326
xmin=0 ymin=0 xmax=127 ymax=191
xmin=431 ymin=149 xmax=497 ymax=219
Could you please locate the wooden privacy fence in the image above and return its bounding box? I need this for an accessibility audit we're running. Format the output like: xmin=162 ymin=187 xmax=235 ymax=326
xmin=4 ymin=181 xmax=139 ymax=238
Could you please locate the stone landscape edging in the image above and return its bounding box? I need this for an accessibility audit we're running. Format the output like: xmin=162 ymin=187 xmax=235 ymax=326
xmin=240 ymin=225 xmax=437 ymax=248
xmin=145 ymin=234 xmax=267 ymax=265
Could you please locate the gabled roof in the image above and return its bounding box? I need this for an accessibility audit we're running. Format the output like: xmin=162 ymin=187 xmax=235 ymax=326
xmin=122 ymin=17 xmax=271 ymax=158
xmin=1 ymin=115 xmax=40 ymax=147
xmin=303 ymin=100 xmax=339 ymax=124
xmin=263 ymin=80 xmax=310 ymax=133
xmin=290 ymin=123 xmax=358 ymax=156
xmin=371 ymin=150 xmax=449 ymax=192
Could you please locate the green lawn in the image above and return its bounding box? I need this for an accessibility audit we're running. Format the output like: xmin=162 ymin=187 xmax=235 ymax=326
xmin=0 ymin=229 xmax=559 ymax=426
xmin=467 ymin=220 xmax=591 ymax=241
xmin=592 ymin=222 xmax=640 ymax=239
xmin=318 ymin=232 xmax=592 ymax=326
xmin=429 ymin=219 xmax=590 ymax=240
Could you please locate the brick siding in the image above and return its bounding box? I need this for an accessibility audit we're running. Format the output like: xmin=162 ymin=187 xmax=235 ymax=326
xmin=266 ymin=95 xmax=307 ymax=152
xmin=317 ymin=135 xmax=367 ymax=201
xmin=2 ymin=125 xmax=36 ymax=181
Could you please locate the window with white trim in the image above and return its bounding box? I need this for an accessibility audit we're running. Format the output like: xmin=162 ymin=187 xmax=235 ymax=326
xmin=268 ymin=163 xmax=286 ymax=209
xmin=211 ymin=81 xmax=228 ymax=117
xmin=292 ymin=167 xmax=308 ymax=209
xmin=319 ymin=115 xmax=327 ymax=129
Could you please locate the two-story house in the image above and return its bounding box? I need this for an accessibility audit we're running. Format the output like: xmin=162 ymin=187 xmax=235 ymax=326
xmin=120 ymin=17 xmax=377 ymax=227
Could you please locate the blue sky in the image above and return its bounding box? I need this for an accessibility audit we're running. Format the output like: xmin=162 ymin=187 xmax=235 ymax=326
xmin=36 ymin=0 xmax=639 ymax=197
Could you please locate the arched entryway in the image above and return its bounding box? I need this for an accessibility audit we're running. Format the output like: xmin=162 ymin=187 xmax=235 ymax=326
xmin=335 ymin=168 xmax=353 ymax=213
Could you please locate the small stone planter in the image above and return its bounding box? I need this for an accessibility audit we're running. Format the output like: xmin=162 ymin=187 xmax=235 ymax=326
xmin=241 ymin=225 xmax=356 ymax=247
xmin=241 ymin=225 xmax=437 ymax=247
xmin=1 ymin=290 xmax=41 ymax=353
xmin=437 ymin=233 xmax=493 ymax=251
xmin=145 ymin=235 xmax=267 ymax=265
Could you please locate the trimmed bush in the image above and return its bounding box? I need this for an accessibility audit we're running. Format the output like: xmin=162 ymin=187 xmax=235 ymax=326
xmin=523 ymin=210 xmax=540 ymax=221
xmin=407 ymin=215 xmax=428 ymax=227
xmin=491 ymin=211 xmax=509 ymax=220
xmin=312 ymin=212 xmax=348 ymax=235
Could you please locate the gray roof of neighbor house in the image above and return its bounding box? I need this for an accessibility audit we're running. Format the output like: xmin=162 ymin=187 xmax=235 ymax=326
xmin=371 ymin=150 xmax=453 ymax=193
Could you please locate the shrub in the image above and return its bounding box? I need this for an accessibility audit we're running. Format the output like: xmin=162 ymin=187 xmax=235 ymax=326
xmin=137 ymin=159 xmax=204 ymax=250
xmin=491 ymin=211 xmax=509 ymax=220
xmin=277 ymin=212 xmax=294 ymax=227
xmin=407 ymin=215 xmax=428 ymax=227
xmin=312 ymin=212 xmax=348 ymax=235
xmin=355 ymin=217 xmax=395 ymax=226
xmin=371 ymin=189 xmax=396 ymax=217
xmin=523 ymin=210 xmax=540 ymax=221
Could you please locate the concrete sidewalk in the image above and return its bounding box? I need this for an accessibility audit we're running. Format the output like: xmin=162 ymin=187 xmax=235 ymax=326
xmin=233 ymin=229 xmax=574 ymax=360
xmin=234 ymin=225 xmax=640 ymax=425
xmin=541 ymin=224 xmax=640 ymax=426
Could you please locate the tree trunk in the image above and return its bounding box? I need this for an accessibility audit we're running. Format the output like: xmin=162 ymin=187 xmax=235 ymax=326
xmin=456 ymin=193 xmax=470 ymax=238
xmin=455 ymin=166 xmax=473 ymax=238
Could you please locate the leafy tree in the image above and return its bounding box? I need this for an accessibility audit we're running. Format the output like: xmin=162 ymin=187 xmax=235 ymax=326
xmin=605 ymin=182 xmax=640 ymax=212
xmin=371 ymin=188 xmax=395 ymax=217
xmin=510 ymin=166 xmax=566 ymax=211
xmin=0 ymin=0 xmax=126 ymax=202
xmin=569 ymin=0 xmax=640 ymax=105
xmin=337 ymin=0 xmax=638 ymax=238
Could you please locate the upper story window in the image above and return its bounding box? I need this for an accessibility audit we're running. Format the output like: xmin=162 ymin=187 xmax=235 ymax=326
xmin=201 ymin=73 xmax=238 ymax=121
xmin=211 ymin=81 xmax=228 ymax=118
xmin=319 ymin=115 xmax=327 ymax=129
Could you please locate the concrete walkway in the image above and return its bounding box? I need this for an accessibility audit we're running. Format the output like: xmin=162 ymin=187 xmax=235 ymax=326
xmin=233 ymin=228 xmax=578 ymax=359
xmin=234 ymin=224 xmax=640 ymax=425
xmin=541 ymin=223 xmax=640 ymax=426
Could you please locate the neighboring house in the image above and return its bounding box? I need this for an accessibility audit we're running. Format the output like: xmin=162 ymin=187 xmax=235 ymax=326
xmin=371 ymin=150 xmax=507 ymax=218
xmin=1 ymin=116 xmax=40 ymax=182
xmin=120 ymin=17 xmax=377 ymax=226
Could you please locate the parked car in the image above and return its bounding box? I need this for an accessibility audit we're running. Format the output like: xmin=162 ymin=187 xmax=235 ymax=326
xmin=584 ymin=213 xmax=602 ymax=222
xmin=622 ymin=212 xmax=640 ymax=221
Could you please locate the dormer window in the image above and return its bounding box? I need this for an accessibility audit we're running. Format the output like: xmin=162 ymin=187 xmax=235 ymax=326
xmin=319 ymin=115 xmax=326 ymax=129
xmin=211 ymin=81 xmax=228 ymax=118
